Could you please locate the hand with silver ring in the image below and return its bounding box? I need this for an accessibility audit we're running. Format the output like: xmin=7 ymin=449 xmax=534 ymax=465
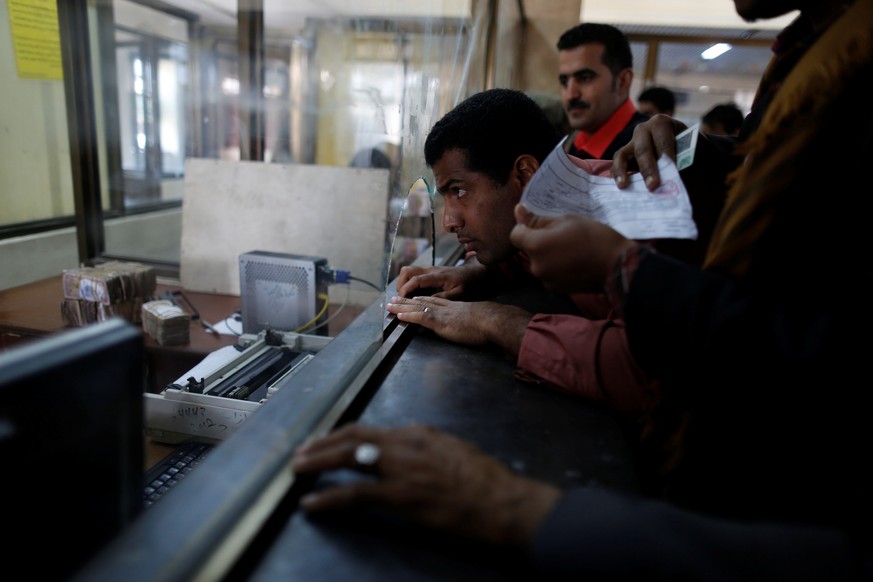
xmin=354 ymin=442 xmax=381 ymax=470
xmin=292 ymin=423 xmax=562 ymax=546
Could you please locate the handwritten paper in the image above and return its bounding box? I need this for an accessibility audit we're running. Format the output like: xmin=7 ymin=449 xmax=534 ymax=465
xmin=520 ymin=138 xmax=698 ymax=240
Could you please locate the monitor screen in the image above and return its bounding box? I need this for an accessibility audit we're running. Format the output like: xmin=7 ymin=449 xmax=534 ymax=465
xmin=0 ymin=318 xmax=145 ymax=578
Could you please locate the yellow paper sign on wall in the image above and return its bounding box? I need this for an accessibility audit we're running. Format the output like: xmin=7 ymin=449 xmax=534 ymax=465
xmin=7 ymin=0 xmax=63 ymax=80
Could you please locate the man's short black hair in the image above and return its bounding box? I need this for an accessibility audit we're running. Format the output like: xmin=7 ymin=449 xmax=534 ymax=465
xmin=424 ymin=88 xmax=560 ymax=185
xmin=702 ymin=102 xmax=745 ymax=135
xmin=556 ymin=22 xmax=633 ymax=77
xmin=638 ymin=86 xmax=676 ymax=115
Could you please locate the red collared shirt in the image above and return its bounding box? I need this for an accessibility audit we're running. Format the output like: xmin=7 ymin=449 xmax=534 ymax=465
xmin=572 ymin=98 xmax=638 ymax=159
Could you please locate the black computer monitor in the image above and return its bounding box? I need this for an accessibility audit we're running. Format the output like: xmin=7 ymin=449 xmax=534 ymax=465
xmin=0 ymin=318 xmax=145 ymax=579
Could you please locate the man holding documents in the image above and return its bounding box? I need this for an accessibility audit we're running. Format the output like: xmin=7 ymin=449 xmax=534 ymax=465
xmin=389 ymin=88 xmax=716 ymax=424
xmin=555 ymin=22 xmax=738 ymax=266
xmin=389 ymin=89 xmax=655 ymax=422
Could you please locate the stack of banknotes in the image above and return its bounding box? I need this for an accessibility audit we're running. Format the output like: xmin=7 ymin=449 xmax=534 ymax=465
xmin=141 ymin=299 xmax=191 ymax=346
xmin=60 ymin=261 xmax=156 ymax=327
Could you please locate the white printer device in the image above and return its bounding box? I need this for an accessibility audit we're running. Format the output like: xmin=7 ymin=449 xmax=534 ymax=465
xmin=146 ymin=250 xmax=337 ymax=444
xmin=144 ymin=327 xmax=332 ymax=444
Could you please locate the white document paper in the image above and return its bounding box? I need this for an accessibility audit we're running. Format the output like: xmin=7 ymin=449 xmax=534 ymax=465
xmin=520 ymin=139 xmax=698 ymax=240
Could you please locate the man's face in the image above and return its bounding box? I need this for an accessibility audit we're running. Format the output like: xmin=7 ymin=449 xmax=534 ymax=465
xmin=558 ymin=43 xmax=627 ymax=134
xmin=431 ymin=149 xmax=522 ymax=266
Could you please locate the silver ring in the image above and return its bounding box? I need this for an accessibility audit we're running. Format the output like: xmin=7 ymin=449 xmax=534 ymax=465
xmin=354 ymin=442 xmax=381 ymax=469
xmin=424 ymin=307 xmax=430 ymax=313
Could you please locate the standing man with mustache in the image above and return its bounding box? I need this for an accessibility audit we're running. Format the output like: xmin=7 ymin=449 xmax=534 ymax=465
xmin=557 ymin=23 xmax=649 ymax=161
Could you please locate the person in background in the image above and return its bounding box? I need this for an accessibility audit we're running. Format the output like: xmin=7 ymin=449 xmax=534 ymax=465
xmin=349 ymin=145 xmax=392 ymax=169
xmin=701 ymin=102 xmax=745 ymax=136
xmin=292 ymin=0 xmax=873 ymax=578
xmin=637 ymin=85 xmax=676 ymax=117
xmin=556 ymin=22 xmax=649 ymax=160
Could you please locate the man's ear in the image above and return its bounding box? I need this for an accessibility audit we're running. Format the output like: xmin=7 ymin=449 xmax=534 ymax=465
xmin=616 ymin=68 xmax=633 ymax=95
xmin=513 ymin=154 xmax=540 ymax=189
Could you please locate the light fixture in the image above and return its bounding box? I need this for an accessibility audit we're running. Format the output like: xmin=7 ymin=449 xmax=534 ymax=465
xmin=701 ymin=43 xmax=732 ymax=60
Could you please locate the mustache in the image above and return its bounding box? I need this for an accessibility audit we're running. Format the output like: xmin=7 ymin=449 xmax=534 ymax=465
xmin=567 ymin=99 xmax=590 ymax=110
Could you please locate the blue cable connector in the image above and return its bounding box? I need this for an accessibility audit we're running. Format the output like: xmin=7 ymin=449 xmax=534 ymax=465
xmin=332 ymin=269 xmax=350 ymax=284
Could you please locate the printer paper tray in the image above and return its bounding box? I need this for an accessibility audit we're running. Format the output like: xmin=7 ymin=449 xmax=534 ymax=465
xmin=145 ymin=329 xmax=330 ymax=444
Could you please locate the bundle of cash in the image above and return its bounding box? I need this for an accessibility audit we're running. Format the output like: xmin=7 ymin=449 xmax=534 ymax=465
xmin=62 ymin=261 xmax=156 ymax=306
xmin=61 ymin=297 xmax=142 ymax=327
xmin=141 ymin=299 xmax=191 ymax=346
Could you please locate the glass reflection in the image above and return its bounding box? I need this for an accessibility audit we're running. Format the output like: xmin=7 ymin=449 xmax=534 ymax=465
xmin=1 ymin=0 xmax=499 ymax=339
xmin=388 ymin=177 xmax=434 ymax=285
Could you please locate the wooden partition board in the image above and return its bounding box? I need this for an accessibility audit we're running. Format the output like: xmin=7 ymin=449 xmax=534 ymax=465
xmin=180 ymin=159 xmax=391 ymax=306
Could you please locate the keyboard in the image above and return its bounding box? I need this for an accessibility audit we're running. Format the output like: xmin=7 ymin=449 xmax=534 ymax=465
xmin=143 ymin=440 xmax=214 ymax=508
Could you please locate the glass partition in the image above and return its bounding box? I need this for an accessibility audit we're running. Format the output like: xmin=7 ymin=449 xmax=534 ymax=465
xmin=88 ymin=0 xmax=498 ymax=344
xmin=0 ymin=0 xmax=519 ymax=341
